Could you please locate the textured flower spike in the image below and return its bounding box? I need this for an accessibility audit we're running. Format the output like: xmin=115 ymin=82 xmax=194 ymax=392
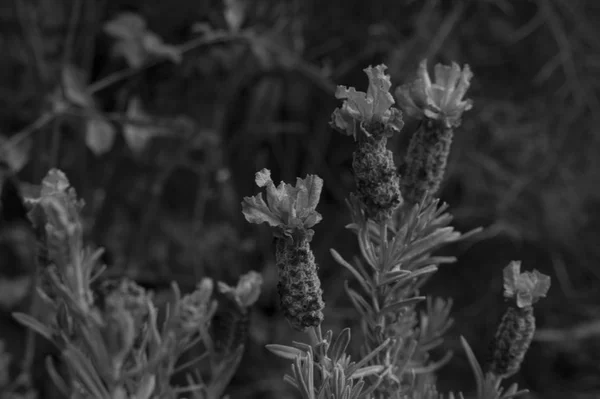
xmin=395 ymin=59 xmax=473 ymax=128
xmin=242 ymin=169 xmax=323 ymax=241
xmin=242 ymin=170 xmax=325 ymax=331
xmin=397 ymin=60 xmax=474 ymax=204
xmin=274 ymin=237 xmax=324 ymax=331
xmin=503 ymin=261 xmax=551 ymax=308
xmin=331 ymin=64 xmax=404 ymax=139
xmin=487 ymin=261 xmax=550 ymax=379
xmin=211 ymin=271 xmax=263 ymax=354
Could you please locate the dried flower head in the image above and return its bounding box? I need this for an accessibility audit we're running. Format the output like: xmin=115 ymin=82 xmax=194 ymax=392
xmin=39 ymin=169 xmax=85 ymax=217
xmin=242 ymin=169 xmax=323 ymax=242
xmin=217 ymin=270 xmax=263 ymax=309
xmin=33 ymin=169 xmax=85 ymax=269
xmin=331 ymin=64 xmax=404 ymax=140
xmin=395 ymin=60 xmax=473 ymax=128
xmin=177 ymin=278 xmax=216 ymax=334
xmin=95 ymin=277 xmax=150 ymax=331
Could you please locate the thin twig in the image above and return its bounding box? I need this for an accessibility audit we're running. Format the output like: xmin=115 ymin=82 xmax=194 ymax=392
xmin=61 ymin=0 xmax=83 ymax=70
xmin=15 ymin=0 xmax=48 ymax=84
xmin=2 ymin=32 xmax=246 ymax=153
xmin=88 ymin=32 xmax=244 ymax=94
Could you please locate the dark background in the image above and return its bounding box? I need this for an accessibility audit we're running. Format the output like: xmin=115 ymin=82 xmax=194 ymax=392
xmin=1 ymin=0 xmax=599 ymax=398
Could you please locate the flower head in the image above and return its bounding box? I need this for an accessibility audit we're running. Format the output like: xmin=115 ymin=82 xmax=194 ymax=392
xmin=177 ymin=278 xmax=216 ymax=334
xmin=503 ymin=261 xmax=551 ymax=308
xmin=217 ymin=270 xmax=263 ymax=309
xmin=241 ymin=169 xmax=323 ymax=241
xmin=331 ymin=65 xmax=404 ymax=139
xmin=395 ymin=60 xmax=473 ymax=128
xmin=95 ymin=277 xmax=150 ymax=331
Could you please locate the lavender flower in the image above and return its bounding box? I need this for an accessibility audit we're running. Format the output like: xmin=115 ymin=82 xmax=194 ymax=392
xmin=487 ymin=262 xmax=550 ymax=378
xmin=331 ymin=65 xmax=404 ymax=221
xmin=242 ymin=170 xmax=325 ymax=331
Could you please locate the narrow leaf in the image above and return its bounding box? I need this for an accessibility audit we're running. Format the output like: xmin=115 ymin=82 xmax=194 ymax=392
xmin=12 ymin=312 xmax=53 ymax=341
xmin=329 ymin=328 xmax=351 ymax=362
xmin=349 ymin=338 xmax=390 ymax=373
xmin=460 ymin=336 xmax=485 ymax=398
xmin=377 ymin=269 xmax=411 ymax=286
xmin=408 ymin=256 xmax=457 ymax=270
xmin=379 ymin=296 xmax=426 ymax=316
xmin=381 ymin=265 xmax=437 ymax=287
xmin=45 ymin=356 xmax=69 ymax=396
xmin=351 ymin=365 xmax=384 ymax=379
xmin=266 ymin=344 xmax=303 ymax=360
xmin=330 ymin=249 xmax=370 ymax=293
xmin=345 ymin=282 xmax=374 ymax=319
xmin=395 ymin=228 xmax=461 ymax=266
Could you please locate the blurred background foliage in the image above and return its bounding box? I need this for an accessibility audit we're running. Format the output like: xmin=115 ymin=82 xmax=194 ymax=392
xmin=0 ymin=0 xmax=599 ymax=398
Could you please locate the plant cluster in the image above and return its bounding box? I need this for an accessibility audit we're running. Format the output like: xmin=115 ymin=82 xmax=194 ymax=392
xmin=0 ymin=169 xmax=262 ymax=398
xmin=0 ymin=19 xmax=552 ymax=399
xmin=241 ymin=62 xmax=551 ymax=398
